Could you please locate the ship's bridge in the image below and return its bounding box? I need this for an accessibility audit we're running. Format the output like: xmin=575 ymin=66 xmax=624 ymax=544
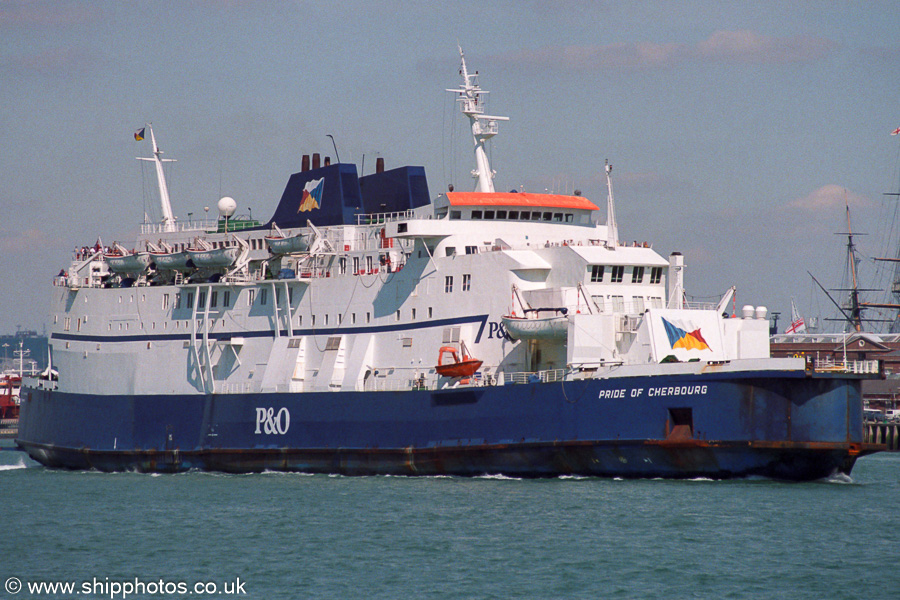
xmin=434 ymin=192 xmax=599 ymax=225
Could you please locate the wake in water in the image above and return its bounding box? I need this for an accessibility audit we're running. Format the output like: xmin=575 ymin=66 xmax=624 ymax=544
xmin=0 ymin=456 xmax=28 ymax=471
xmin=824 ymin=471 xmax=855 ymax=484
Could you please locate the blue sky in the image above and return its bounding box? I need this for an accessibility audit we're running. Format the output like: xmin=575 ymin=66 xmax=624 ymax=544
xmin=2 ymin=0 xmax=900 ymax=334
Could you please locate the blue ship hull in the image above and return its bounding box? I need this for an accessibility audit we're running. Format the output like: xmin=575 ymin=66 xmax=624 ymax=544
xmin=17 ymin=369 xmax=869 ymax=480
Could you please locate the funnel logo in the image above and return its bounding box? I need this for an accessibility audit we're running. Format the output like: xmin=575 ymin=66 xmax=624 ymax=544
xmin=662 ymin=317 xmax=710 ymax=351
xmin=298 ymin=177 xmax=324 ymax=212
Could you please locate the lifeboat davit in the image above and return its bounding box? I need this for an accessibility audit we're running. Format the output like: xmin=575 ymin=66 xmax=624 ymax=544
xmin=434 ymin=345 xmax=483 ymax=378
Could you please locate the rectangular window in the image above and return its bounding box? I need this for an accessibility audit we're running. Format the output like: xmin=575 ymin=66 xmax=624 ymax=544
xmin=444 ymin=276 xmax=453 ymax=293
xmin=632 ymin=267 xmax=645 ymax=284
xmin=508 ymin=211 xmax=519 ymax=220
xmin=465 ymin=246 xmax=478 ymax=255
xmin=247 ymin=290 xmax=255 ymax=306
xmin=351 ymin=313 xmax=356 ymax=324
xmin=175 ymin=293 xmax=181 ymax=309
xmin=450 ymin=210 xmax=461 ymax=220
xmin=611 ymin=266 xmax=624 ymax=283
xmin=366 ymin=255 xmax=373 ymax=272
xmin=210 ymin=291 xmax=218 ymax=308
xmin=353 ymin=256 xmax=360 ymax=274
xmin=531 ymin=212 xmax=541 ymax=221
xmin=542 ymin=212 xmax=552 ymax=221
xmin=366 ymin=312 xmax=371 ymax=323
xmin=462 ymin=273 xmax=471 ymax=292
xmin=224 ymin=291 xmax=231 ymax=307
xmin=650 ymin=267 xmax=663 ymax=285
xmin=553 ymin=213 xmax=563 ymax=222
xmin=339 ymin=257 xmax=347 ymax=275
xmin=428 ymin=307 xmax=433 ymax=319
xmin=288 ymin=287 xmax=293 ymax=304
xmin=198 ymin=292 xmax=206 ymax=309
xmin=650 ymin=296 xmax=663 ymax=308
xmin=591 ymin=295 xmax=605 ymax=313
xmin=162 ymin=294 xmax=170 ymax=310
xmin=565 ymin=214 xmax=573 ymax=223
xmin=520 ymin=211 xmax=530 ymax=220
xmin=411 ymin=308 xmax=416 ymax=320
xmin=472 ymin=210 xmax=483 ymax=219
xmin=611 ymin=296 xmax=625 ymax=312
xmin=260 ymin=288 xmax=268 ymax=305
xmin=496 ymin=210 xmax=507 ymax=219
xmin=395 ymin=310 xmax=401 ymax=321
xmin=325 ymin=336 xmax=341 ymax=351
xmin=484 ymin=210 xmax=495 ymax=219
xmin=590 ymin=265 xmax=604 ymax=283
xmin=446 ymin=247 xmax=456 ymax=257
xmin=633 ymin=297 xmax=645 ymax=313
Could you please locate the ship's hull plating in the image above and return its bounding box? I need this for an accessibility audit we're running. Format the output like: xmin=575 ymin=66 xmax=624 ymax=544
xmin=17 ymin=371 xmax=865 ymax=480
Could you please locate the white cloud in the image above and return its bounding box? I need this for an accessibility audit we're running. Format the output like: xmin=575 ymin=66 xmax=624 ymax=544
xmin=788 ymin=184 xmax=872 ymax=212
xmin=494 ymin=30 xmax=837 ymax=71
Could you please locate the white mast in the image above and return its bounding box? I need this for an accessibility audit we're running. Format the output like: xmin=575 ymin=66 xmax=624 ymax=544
xmin=605 ymin=159 xmax=618 ymax=249
xmin=137 ymin=123 xmax=177 ymax=232
xmin=447 ymin=46 xmax=509 ymax=193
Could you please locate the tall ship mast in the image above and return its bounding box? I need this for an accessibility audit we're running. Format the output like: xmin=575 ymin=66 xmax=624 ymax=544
xmin=17 ymin=50 xmax=882 ymax=480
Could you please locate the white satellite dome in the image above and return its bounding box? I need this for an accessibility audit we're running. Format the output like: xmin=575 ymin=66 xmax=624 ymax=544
xmin=217 ymin=196 xmax=237 ymax=218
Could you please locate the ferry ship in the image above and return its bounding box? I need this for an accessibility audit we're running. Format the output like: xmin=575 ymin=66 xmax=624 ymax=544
xmin=17 ymin=49 xmax=882 ymax=479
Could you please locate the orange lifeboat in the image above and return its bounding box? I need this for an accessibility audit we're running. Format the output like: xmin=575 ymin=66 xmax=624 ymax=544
xmin=434 ymin=343 xmax=483 ymax=378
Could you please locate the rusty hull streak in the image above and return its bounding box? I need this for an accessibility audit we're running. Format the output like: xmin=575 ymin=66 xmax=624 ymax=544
xmin=18 ymin=437 xmax=870 ymax=480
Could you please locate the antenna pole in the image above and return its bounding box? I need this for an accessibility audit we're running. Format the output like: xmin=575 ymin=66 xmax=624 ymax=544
xmin=446 ymin=46 xmax=509 ymax=193
xmin=605 ymin=160 xmax=618 ymax=248
xmin=137 ymin=123 xmax=177 ymax=232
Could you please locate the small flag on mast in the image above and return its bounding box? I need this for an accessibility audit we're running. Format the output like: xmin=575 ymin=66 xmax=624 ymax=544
xmin=134 ymin=127 xmax=145 ymax=141
xmin=785 ymin=298 xmax=806 ymax=334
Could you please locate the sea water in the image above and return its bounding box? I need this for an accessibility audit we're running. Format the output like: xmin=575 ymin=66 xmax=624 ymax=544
xmin=2 ymin=444 xmax=899 ymax=600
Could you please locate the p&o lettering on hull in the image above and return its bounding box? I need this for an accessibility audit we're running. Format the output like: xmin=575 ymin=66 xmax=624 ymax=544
xmin=255 ymin=407 xmax=290 ymax=435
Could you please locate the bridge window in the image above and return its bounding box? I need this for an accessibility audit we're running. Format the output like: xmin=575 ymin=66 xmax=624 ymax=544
xmin=484 ymin=210 xmax=495 ymax=219
xmin=496 ymin=210 xmax=507 ymax=219
xmin=509 ymin=211 xmax=519 ymax=219
xmin=611 ymin=266 xmax=624 ymax=283
xmin=532 ymin=212 xmax=541 ymax=221
xmin=632 ymin=267 xmax=645 ymax=283
xmin=450 ymin=211 xmax=461 ymax=220
xmin=520 ymin=211 xmax=531 ymax=220
xmin=553 ymin=213 xmax=563 ymax=222
xmin=465 ymin=246 xmax=478 ymax=255
xmin=542 ymin=212 xmax=552 ymax=221
xmin=650 ymin=267 xmax=663 ymax=284
xmin=472 ymin=210 xmax=483 ymax=219
xmin=590 ymin=265 xmax=604 ymax=282
xmin=565 ymin=214 xmax=573 ymax=223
